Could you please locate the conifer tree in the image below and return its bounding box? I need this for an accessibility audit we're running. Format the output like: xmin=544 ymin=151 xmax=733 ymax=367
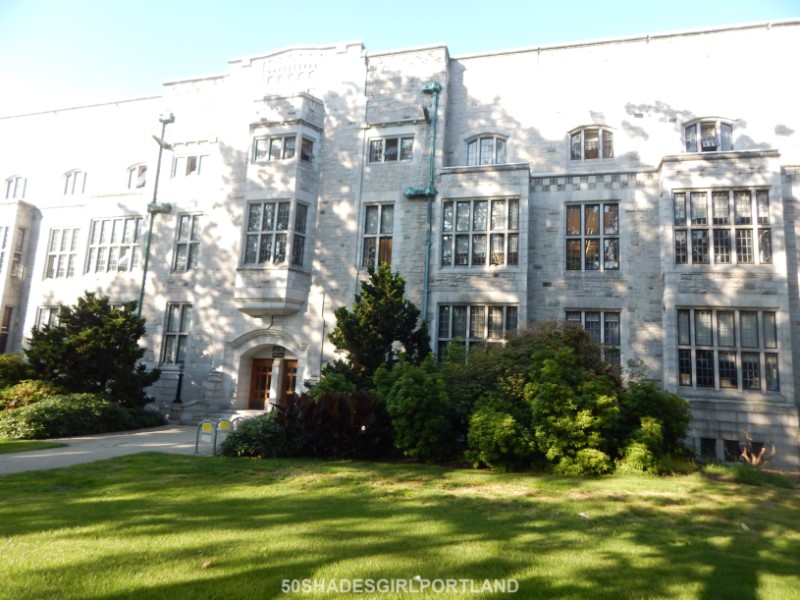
xmin=327 ymin=263 xmax=429 ymax=384
xmin=25 ymin=292 xmax=160 ymax=407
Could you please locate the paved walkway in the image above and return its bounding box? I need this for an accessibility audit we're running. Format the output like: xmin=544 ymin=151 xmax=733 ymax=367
xmin=0 ymin=425 xmax=214 ymax=476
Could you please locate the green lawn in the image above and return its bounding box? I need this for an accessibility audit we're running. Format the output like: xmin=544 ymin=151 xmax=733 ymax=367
xmin=0 ymin=455 xmax=798 ymax=599
xmin=0 ymin=438 xmax=66 ymax=455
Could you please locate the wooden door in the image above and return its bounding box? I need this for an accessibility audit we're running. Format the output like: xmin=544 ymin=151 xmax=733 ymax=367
xmin=279 ymin=360 xmax=298 ymax=405
xmin=248 ymin=359 xmax=273 ymax=409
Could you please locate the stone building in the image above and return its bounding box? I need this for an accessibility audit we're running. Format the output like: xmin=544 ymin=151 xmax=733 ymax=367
xmin=1 ymin=20 xmax=799 ymax=468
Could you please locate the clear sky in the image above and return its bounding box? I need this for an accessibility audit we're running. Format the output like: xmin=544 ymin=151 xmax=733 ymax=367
xmin=0 ymin=0 xmax=798 ymax=116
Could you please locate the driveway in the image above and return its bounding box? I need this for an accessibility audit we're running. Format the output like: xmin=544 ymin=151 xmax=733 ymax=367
xmin=0 ymin=425 xmax=214 ymax=476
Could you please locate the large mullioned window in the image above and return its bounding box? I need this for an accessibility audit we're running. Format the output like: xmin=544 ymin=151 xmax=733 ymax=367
xmin=85 ymin=217 xmax=142 ymax=273
xmin=566 ymin=203 xmax=619 ymax=271
xmin=362 ymin=204 xmax=394 ymax=268
xmin=161 ymin=303 xmax=192 ymax=364
xmin=677 ymin=308 xmax=779 ymax=392
xmin=437 ymin=304 xmax=518 ymax=358
xmin=673 ymin=189 xmax=771 ymax=265
xmin=45 ymin=228 xmax=80 ymax=279
xmin=566 ymin=310 xmax=621 ymax=372
xmin=243 ymin=201 xmax=308 ymax=267
xmin=441 ymin=199 xmax=519 ymax=267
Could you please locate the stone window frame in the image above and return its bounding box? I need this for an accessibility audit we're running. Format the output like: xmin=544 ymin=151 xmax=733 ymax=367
xmin=673 ymin=188 xmax=771 ymax=266
xmin=368 ymin=136 xmax=414 ymax=163
xmin=242 ymin=200 xmax=308 ymax=268
xmin=161 ymin=303 xmax=192 ymax=365
xmin=36 ymin=305 xmax=62 ymax=330
xmin=566 ymin=310 xmax=622 ymax=373
xmin=45 ymin=228 xmax=80 ymax=279
xmin=466 ymin=135 xmax=507 ymax=166
xmin=127 ymin=164 xmax=147 ymax=190
xmin=172 ymin=214 xmax=201 ymax=272
xmin=677 ymin=308 xmax=780 ymax=392
xmin=64 ymin=169 xmax=87 ymax=195
xmin=361 ymin=203 xmax=394 ymax=268
xmin=84 ymin=216 xmax=142 ymax=273
xmin=436 ymin=304 xmax=519 ymax=358
xmin=4 ymin=175 xmax=26 ymax=199
xmin=684 ymin=118 xmax=733 ymax=153
xmin=441 ymin=198 xmax=519 ymax=268
xmin=252 ymin=134 xmax=296 ymax=162
xmin=569 ymin=126 xmax=614 ymax=161
xmin=565 ymin=202 xmax=620 ymax=271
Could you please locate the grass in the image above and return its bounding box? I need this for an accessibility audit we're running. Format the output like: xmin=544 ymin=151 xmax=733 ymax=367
xmin=1 ymin=455 xmax=799 ymax=600
xmin=0 ymin=437 xmax=66 ymax=455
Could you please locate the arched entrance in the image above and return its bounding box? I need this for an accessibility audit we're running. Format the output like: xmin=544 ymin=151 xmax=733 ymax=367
xmin=229 ymin=328 xmax=306 ymax=411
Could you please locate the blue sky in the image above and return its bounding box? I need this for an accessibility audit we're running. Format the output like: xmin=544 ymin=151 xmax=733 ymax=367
xmin=0 ymin=0 xmax=798 ymax=116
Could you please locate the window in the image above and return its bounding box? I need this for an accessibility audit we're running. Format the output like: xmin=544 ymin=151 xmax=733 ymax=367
xmin=466 ymin=136 xmax=506 ymax=166
xmin=45 ymin=228 xmax=79 ymax=279
xmin=566 ymin=311 xmax=622 ymax=372
xmin=36 ymin=306 xmax=62 ymax=330
xmin=685 ymin=119 xmax=733 ymax=152
xmin=441 ymin=198 xmax=519 ymax=267
xmin=369 ymin=136 xmax=413 ymax=163
xmin=127 ymin=164 xmax=147 ymax=190
xmin=570 ymin=128 xmax=613 ymax=161
xmin=0 ymin=227 xmax=8 ymax=272
xmin=437 ymin=304 xmax=518 ymax=358
xmin=161 ymin=303 xmax=192 ymax=364
xmin=173 ymin=214 xmax=200 ymax=272
xmin=300 ymin=138 xmax=314 ymax=163
xmin=0 ymin=307 xmax=11 ymax=353
xmin=243 ymin=201 xmax=308 ymax=266
xmin=171 ymin=155 xmax=207 ymax=177
xmin=566 ymin=203 xmax=619 ymax=271
xmin=5 ymin=176 xmax=26 ymax=199
xmin=253 ymin=135 xmax=296 ymax=162
xmin=677 ymin=308 xmax=779 ymax=392
xmin=85 ymin=217 xmax=142 ymax=273
xmin=673 ymin=189 xmax=771 ymax=265
xmin=291 ymin=204 xmax=308 ymax=267
xmin=64 ymin=170 xmax=86 ymax=195
xmin=10 ymin=228 xmax=25 ymax=278
xmin=362 ymin=204 xmax=394 ymax=268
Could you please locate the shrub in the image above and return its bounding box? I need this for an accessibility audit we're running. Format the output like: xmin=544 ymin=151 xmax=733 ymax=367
xmin=466 ymin=406 xmax=535 ymax=472
xmin=526 ymin=348 xmax=620 ymax=468
xmin=556 ymin=448 xmax=614 ymax=476
xmin=279 ymin=391 xmax=393 ymax=459
xmin=0 ymin=379 xmax=61 ymax=410
xmin=0 ymin=393 xmax=166 ymax=439
xmin=616 ymin=441 xmax=658 ymax=475
xmin=218 ymin=413 xmax=299 ymax=458
xmin=376 ymin=357 xmax=460 ymax=462
xmin=616 ymin=381 xmax=691 ymax=457
xmin=306 ymin=370 xmax=358 ymax=401
xmin=0 ymin=353 xmax=34 ymax=389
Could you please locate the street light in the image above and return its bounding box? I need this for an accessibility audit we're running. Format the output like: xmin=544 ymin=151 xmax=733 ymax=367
xmin=137 ymin=112 xmax=175 ymax=318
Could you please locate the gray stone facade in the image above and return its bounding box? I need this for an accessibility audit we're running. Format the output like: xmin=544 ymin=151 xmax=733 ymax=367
xmin=1 ymin=21 xmax=799 ymax=468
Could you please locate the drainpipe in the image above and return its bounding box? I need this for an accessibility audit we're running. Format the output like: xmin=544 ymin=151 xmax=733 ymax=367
xmin=404 ymin=81 xmax=442 ymax=323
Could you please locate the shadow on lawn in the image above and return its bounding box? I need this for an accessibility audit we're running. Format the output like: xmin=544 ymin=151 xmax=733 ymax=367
xmin=1 ymin=454 xmax=799 ymax=599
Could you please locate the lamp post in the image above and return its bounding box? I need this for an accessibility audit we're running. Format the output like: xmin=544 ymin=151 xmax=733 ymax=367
xmin=137 ymin=112 xmax=175 ymax=318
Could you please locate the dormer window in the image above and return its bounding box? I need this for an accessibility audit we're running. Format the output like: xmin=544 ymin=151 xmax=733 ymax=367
xmin=685 ymin=119 xmax=733 ymax=153
xmin=467 ymin=136 xmax=506 ymax=166
xmin=127 ymin=164 xmax=147 ymax=190
xmin=64 ymin=170 xmax=87 ymax=195
xmin=570 ymin=127 xmax=613 ymax=161
xmin=4 ymin=176 xmax=26 ymax=199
